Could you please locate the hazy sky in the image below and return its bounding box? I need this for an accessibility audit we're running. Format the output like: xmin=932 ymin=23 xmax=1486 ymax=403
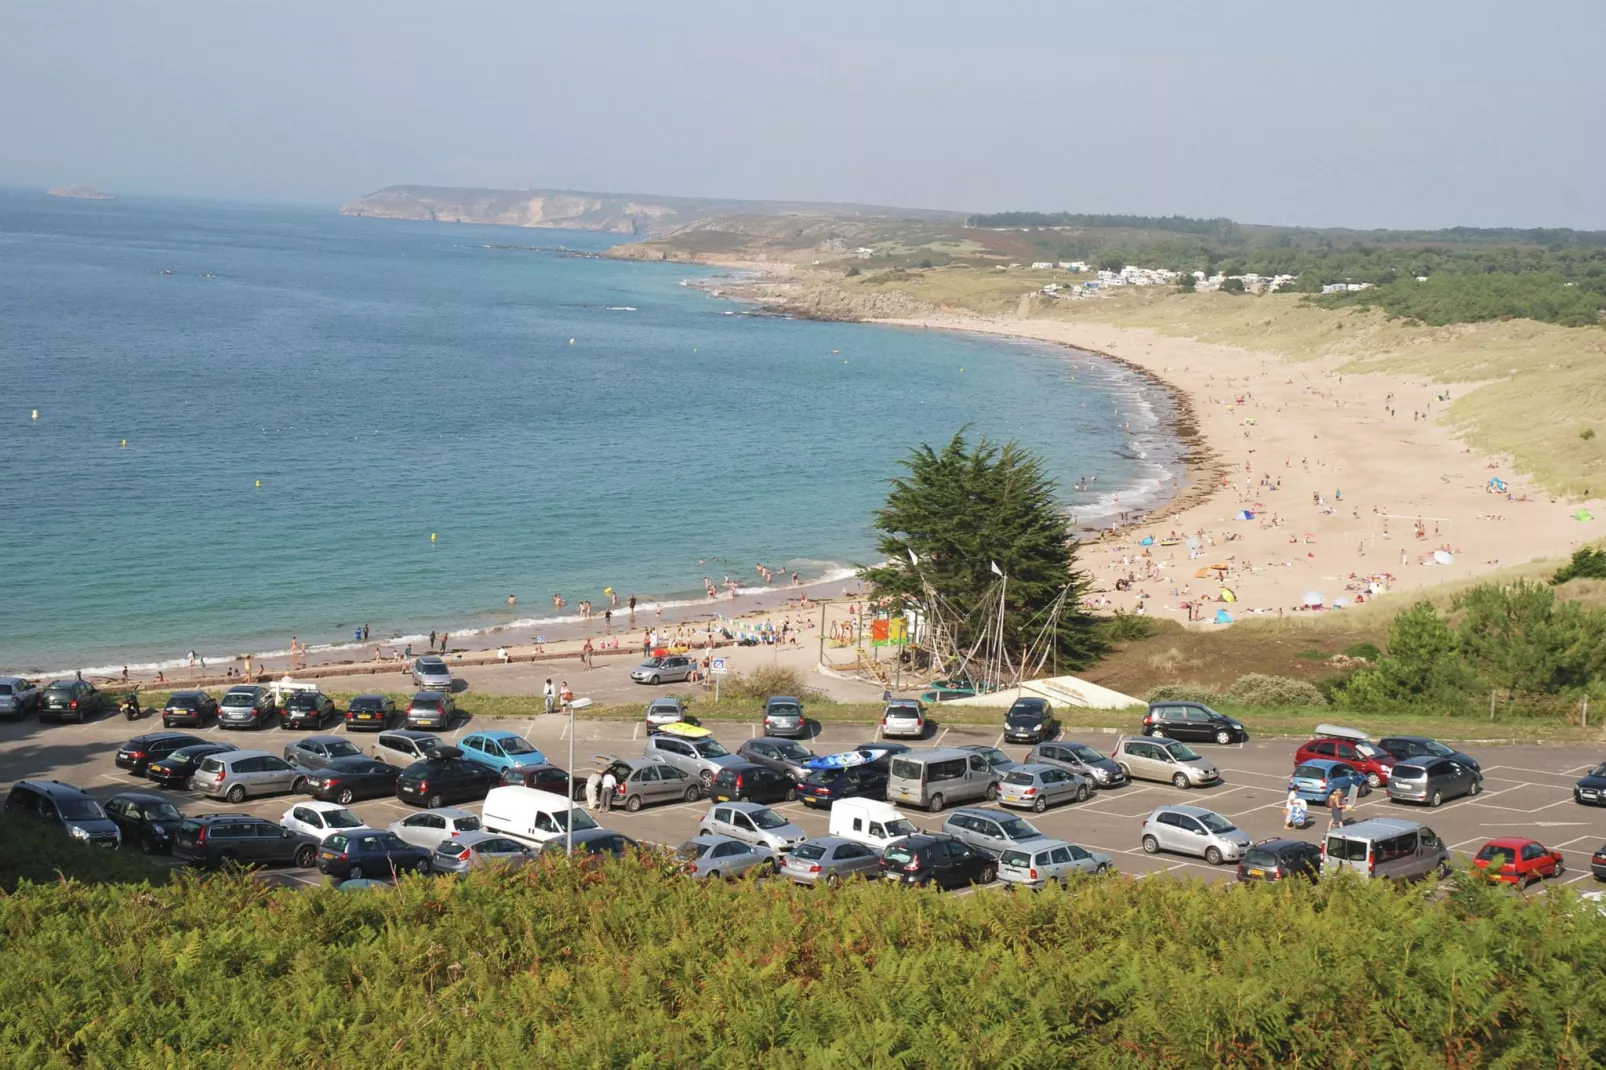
xmin=4 ymin=1 xmax=1602 ymax=229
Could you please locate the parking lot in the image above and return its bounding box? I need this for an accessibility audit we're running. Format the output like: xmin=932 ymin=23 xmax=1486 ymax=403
xmin=4 ymin=705 xmax=1604 ymax=893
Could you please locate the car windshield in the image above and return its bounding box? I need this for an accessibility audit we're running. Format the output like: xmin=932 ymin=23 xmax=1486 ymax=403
xmin=144 ymin=802 xmax=183 ymax=821
xmin=0 ymin=684 xmax=11 ymax=695
xmin=58 ymin=798 xmax=105 ymax=821
xmin=1392 ymin=765 xmax=1426 ymax=779
xmin=768 ymin=704 xmax=801 ymax=717
xmin=287 ymin=694 xmax=317 ymax=708
xmin=996 ymin=817 xmax=1041 ymax=840
xmin=674 ymin=841 xmax=711 ymax=862
xmin=972 ymin=748 xmax=1009 ymax=767
xmin=1003 ymin=771 xmax=1036 ymax=786
xmin=1199 ymin=813 xmax=1236 ymax=834
xmin=774 ymin=742 xmax=811 ymax=761
xmin=749 ymin=808 xmax=788 ymax=830
xmin=325 ymin=809 xmax=364 ymax=829
xmin=326 ymin=741 xmax=361 ymax=759
xmin=1476 ymin=844 xmax=1515 ymax=864
xmin=418 ymin=659 xmax=446 ymax=672
xmin=1244 ymin=849 xmax=1280 ymax=868
xmin=453 ymin=817 xmax=481 ymax=832
xmin=501 ymin=737 xmax=538 ymax=755
xmin=168 ymin=696 xmax=199 ymax=708
xmin=884 ymin=819 xmax=918 ymax=837
xmin=1354 ymin=742 xmax=1387 ymax=759
xmin=554 ymin=809 xmax=598 ymax=832
xmin=1164 ymin=743 xmax=1202 ymax=762
xmin=1000 ymin=849 xmax=1032 ymax=867
xmin=351 ymin=697 xmax=383 ymax=710
xmin=802 ymin=769 xmax=839 ymax=786
xmin=1293 ymin=765 xmax=1325 ymax=779
xmin=692 ymin=739 xmax=731 ymax=759
xmin=641 ymin=658 xmax=666 ymax=668
xmin=171 ymin=746 xmax=216 ymax=760
xmin=220 ymin=693 xmax=253 ymax=706
xmin=791 ymin=843 xmax=827 ymax=861
xmin=1066 ymin=744 xmax=1104 ymax=763
xmin=1590 ymin=763 xmax=1606 ymax=778
xmin=1419 ymin=740 xmax=1455 ymax=757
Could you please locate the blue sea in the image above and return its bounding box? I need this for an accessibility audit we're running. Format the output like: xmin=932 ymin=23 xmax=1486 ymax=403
xmin=0 ymin=190 xmax=1183 ymax=674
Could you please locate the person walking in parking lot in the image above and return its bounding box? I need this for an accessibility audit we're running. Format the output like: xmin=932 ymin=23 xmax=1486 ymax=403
xmin=1327 ymin=788 xmax=1346 ymax=830
xmin=585 ymin=770 xmax=602 ymax=810
xmin=543 ymin=678 xmax=555 ymax=715
xmin=600 ymin=768 xmax=618 ymax=811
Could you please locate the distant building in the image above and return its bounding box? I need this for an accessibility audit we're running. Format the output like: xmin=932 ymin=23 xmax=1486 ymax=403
xmin=1031 ymin=261 xmax=1055 ymax=271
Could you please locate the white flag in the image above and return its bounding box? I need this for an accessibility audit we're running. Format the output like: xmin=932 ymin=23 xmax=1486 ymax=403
xmin=990 ymin=561 xmax=1003 ymax=577
xmin=908 ymin=549 xmax=919 ymax=566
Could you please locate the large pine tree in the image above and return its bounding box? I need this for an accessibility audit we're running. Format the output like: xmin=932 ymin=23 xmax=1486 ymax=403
xmin=860 ymin=430 xmax=1105 ymax=677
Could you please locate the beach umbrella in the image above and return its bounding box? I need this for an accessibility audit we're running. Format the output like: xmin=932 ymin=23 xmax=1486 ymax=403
xmin=1577 ymin=509 xmax=1594 ymax=521
xmin=1214 ymin=609 xmax=1234 ymax=624
xmin=1140 ymin=536 xmax=1154 ymax=546
xmin=1432 ymin=550 xmax=1454 ymax=565
xmin=1194 ymin=567 xmax=1210 ymax=578
xmin=1219 ymin=587 xmax=1237 ymax=602
xmin=1236 ymin=509 xmax=1255 ymax=520
xmin=1210 ymin=563 xmax=1230 ymax=572
xmin=1302 ymin=591 xmax=1324 ymax=607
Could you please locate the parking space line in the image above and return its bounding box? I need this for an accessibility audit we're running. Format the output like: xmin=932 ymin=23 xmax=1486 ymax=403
xmin=632 ymin=723 xmax=640 ymax=741
xmin=1563 ymin=764 xmax=1596 ymax=775
xmin=1484 ymin=764 xmax=1582 ymax=781
xmin=994 ymin=731 xmax=1005 ymax=748
xmin=1213 ymin=768 xmax=1289 ymax=782
xmin=935 ymin=728 xmax=949 ymax=745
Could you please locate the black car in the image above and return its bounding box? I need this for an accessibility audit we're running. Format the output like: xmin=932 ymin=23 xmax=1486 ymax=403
xmin=171 ymin=813 xmax=318 ymax=869
xmin=316 ymin=829 xmax=432 ymax=882
xmin=1141 ymin=702 xmax=1248 ymax=745
xmin=880 ymin=833 xmax=997 ymax=889
xmin=797 ymin=763 xmax=888 ymax=808
xmin=146 ymin=742 xmax=239 ymax=788
xmin=103 ymin=792 xmax=186 ymax=854
xmin=344 ymin=694 xmax=398 ymax=731
xmin=1003 ymin=698 xmax=1057 ymax=744
xmin=395 ymin=748 xmax=502 ymax=808
xmin=710 ymin=763 xmax=797 ymax=805
xmin=1236 ymin=838 xmax=1322 ymax=883
xmin=1592 ymin=842 xmax=1606 ymax=881
xmin=160 ymin=690 xmax=219 ymax=728
xmin=1576 ymin=763 xmax=1606 ymax=808
xmin=304 ymin=757 xmax=402 ymax=804
xmin=116 ymin=732 xmax=207 ymax=776
xmin=1375 ymin=735 xmax=1480 ymax=773
xmin=281 ymin=690 xmax=339 ymax=730
xmin=500 ymin=764 xmax=582 ymax=800
xmin=38 ymin=680 xmax=105 ymax=723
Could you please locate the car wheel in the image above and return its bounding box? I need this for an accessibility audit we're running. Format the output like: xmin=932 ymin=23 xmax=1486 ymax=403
xmin=625 ymin=795 xmax=643 ymax=813
xmin=1075 ymin=784 xmax=1091 ymax=803
xmin=291 ymin=776 xmax=308 ymax=794
xmin=826 ymin=873 xmax=841 ymax=890
xmin=1142 ymin=834 xmax=1159 ymax=854
xmin=649 ymin=675 xmax=661 ymax=685
xmin=1429 ymin=791 xmax=1443 ymax=808
xmin=225 ymin=785 xmax=247 ymax=803
xmin=336 ymin=788 xmax=355 ymax=805
xmin=294 ymin=844 xmax=316 ymax=867
xmin=1204 ymin=846 xmax=1224 ymax=866
xmin=1172 ymin=773 xmax=1190 ymax=789
xmin=684 ymin=785 xmax=702 ymax=803
xmin=1145 ymin=726 xmax=1160 ymax=736
xmin=928 ymin=792 xmax=945 ymax=812
xmin=1366 ymin=772 xmax=1382 ymax=789
xmin=783 ymin=787 xmax=797 ymax=803
xmin=1117 ymin=764 xmax=1131 ymax=781
xmin=979 ymin=864 xmax=997 ymax=885
xmin=705 ymin=870 xmax=720 ymax=880
xmin=1032 ymin=795 xmax=1048 ymax=813
xmin=984 ymin=782 xmax=999 ymax=801
xmin=426 ymin=794 xmax=443 ymax=809
xmin=1215 ymin=730 xmax=1232 ymax=745
xmin=347 ymin=864 xmax=364 ymax=881
xmin=1095 ymin=863 xmax=1110 ymax=876
xmin=1555 ymin=861 xmax=1565 ymax=876
xmin=162 ymin=719 xmax=172 ymax=729
xmin=700 ymin=770 xmax=715 ymax=787
xmin=140 ymin=835 xmax=157 ymax=855
xmin=1470 ymin=779 xmax=1483 ymax=796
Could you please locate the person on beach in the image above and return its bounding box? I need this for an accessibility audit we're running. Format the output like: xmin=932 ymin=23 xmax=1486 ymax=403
xmin=582 ymin=639 xmax=594 ymax=668
xmin=604 ymin=608 xmax=612 ymax=633
xmin=429 ymin=631 xmax=437 ymax=652
xmin=628 ymin=595 xmax=637 ymax=614
xmin=642 ymin=633 xmax=651 ymax=657
xmin=362 ymin=624 xmax=370 ymax=641
xmin=121 ymin=665 xmax=129 ymax=682
xmin=441 ymin=632 xmax=450 ymax=651
xmin=508 ymin=594 xmax=516 ymax=608
xmin=543 ymin=678 xmax=555 ymax=715
xmin=560 ymin=681 xmax=574 ymax=713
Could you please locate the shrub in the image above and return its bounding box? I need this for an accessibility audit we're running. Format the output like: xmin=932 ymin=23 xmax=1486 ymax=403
xmin=1344 ymin=641 xmax=1382 ymax=661
xmin=1581 ymin=428 xmax=1595 ymax=441
xmin=844 ymin=265 xmax=860 ymax=277
xmin=1144 ymin=684 xmax=1226 ymax=705
xmin=1101 ymin=610 xmax=1159 ymax=642
xmin=723 ymin=665 xmax=813 ymax=701
xmin=1553 ymin=546 xmax=1606 ymax=584
xmin=1227 ymin=674 xmax=1328 ymax=708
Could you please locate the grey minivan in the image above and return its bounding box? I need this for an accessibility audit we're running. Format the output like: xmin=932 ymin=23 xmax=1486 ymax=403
xmin=642 ymin=733 xmax=740 ymax=787
xmin=1114 ymin=737 xmax=1222 ymax=789
xmin=1139 ymin=805 xmax=1251 ymax=865
xmin=192 ymin=749 xmax=306 ymax=802
xmin=1385 ymin=757 xmax=1483 ymax=807
xmin=942 ymin=807 xmax=1049 ymax=859
xmin=1324 ymin=817 xmax=1449 ymax=881
xmin=887 ymin=748 xmax=999 ymax=812
xmin=4 ymin=780 xmax=121 ymax=847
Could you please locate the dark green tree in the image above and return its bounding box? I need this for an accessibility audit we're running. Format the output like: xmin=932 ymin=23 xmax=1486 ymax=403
xmin=860 ymin=431 xmax=1105 ymax=675
xmin=1553 ymin=546 xmax=1606 ymax=584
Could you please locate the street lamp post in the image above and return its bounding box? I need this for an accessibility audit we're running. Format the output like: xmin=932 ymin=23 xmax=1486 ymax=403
xmin=566 ymin=697 xmax=575 ymax=857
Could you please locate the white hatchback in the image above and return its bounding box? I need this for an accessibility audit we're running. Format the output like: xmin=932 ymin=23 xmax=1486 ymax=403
xmin=280 ymin=801 xmax=367 ymax=842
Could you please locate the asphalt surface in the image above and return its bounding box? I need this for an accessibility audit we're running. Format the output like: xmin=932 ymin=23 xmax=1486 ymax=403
xmin=4 ymin=702 xmax=1604 ymax=894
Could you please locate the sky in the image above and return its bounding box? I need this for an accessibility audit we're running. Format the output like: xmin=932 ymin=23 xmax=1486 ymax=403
xmin=3 ymin=0 xmax=1603 ymax=230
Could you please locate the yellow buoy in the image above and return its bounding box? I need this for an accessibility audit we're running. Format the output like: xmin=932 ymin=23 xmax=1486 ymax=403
xmin=960 ymin=368 xmax=964 ymax=373
xmin=430 ymin=532 xmax=437 ymax=543
xmin=31 ymin=410 xmax=39 ymax=420
xmin=255 ymin=480 xmax=261 ymax=488
xmin=569 ymin=338 xmax=575 ymax=345
xmin=121 ymin=439 xmax=127 ymax=447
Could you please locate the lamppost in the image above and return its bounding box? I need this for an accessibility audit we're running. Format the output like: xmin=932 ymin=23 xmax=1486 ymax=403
xmin=565 ymin=695 xmax=575 ymax=857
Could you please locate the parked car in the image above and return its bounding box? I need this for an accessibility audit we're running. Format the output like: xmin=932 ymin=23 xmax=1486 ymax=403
xmin=1027 ymin=740 xmax=1128 ymax=789
xmin=373 ymin=730 xmax=446 ymax=766
xmin=411 ymin=655 xmax=455 ymax=691
xmin=1573 ymin=762 xmax=1606 ymax=807
xmin=1288 ymin=759 xmax=1372 ymax=804
xmin=887 ymin=748 xmax=999 ymax=812
xmin=0 ymin=676 xmax=41 ymax=718
xmin=500 ymin=764 xmax=582 ymax=800
xmin=1295 ymin=725 xmax=1397 ymax=788
xmin=1140 ymin=805 xmax=1251 ymax=865
xmin=880 ymin=699 xmax=926 ymax=739
xmin=997 ymin=764 xmax=1092 ymax=812
xmin=4 ymin=780 xmax=120 ymax=847
xmin=116 ymin=732 xmax=206 ymax=777
xmin=279 ymin=801 xmax=366 ymax=841
xmin=1113 ymin=736 xmax=1222 ymax=788
xmin=957 ymin=745 xmax=1018 ymax=780
xmin=880 ymin=834 xmax=996 ymax=889
xmin=644 ymin=697 xmax=692 ymax=733
xmin=171 ymin=813 xmax=317 ymax=869
xmin=630 ymin=655 xmax=696 ymax=685
xmin=1141 ymin=702 xmax=1248 ymax=744
xmin=1003 ymin=697 xmax=1057 ymax=744
xmin=38 ymin=680 xmax=105 ymax=723
xmin=643 ymin=732 xmax=740 ymax=787
xmin=395 ymin=748 xmax=502 ymax=808
xmin=283 ymin=735 xmax=364 ymax=771
xmin=1236 ymin=839 xmax=1323 ymax=883
xmin=103 ymin=792 xmax=186 ymax=854
xmin=538 ymin=829 xmax=639 ymax=860
xmin=460 ymin=730 xmax=547 ymax=775
xmin=1591 ymin=842 xmax=1606 ymax=881
xmin=160 ymin=690 xmax=219 ymax=729
xmin=1385 ymin=756 xmax=1483 ymax=807
xmin=997 ymin=839 xmax=1113 ymax=889
xmin=761 ymin=696 xmax=807 ymax=739
xmin=405 ymin=691 xmax=455 ymax=730
xmin=344 ymin=694 xmax=397 ymax=731
xmin=217 ymin=685 xmax=277 ymax=729
xmin=829 ymin=798 xmax=919 ymax=851
xmin=698 ymin=801 xmax=805 ymax=854
xmin=780 ymin=836 xmax=884 ymax=887
xmin=147 ymin=742 xmax=238 ymax=789
xmin=1473 ymin=838 xmax=1565 ymax=886
xmin=317 ymin=830 xmax=432 ymax=882
xmin=280 ymin=689 xmax=338 ymax=730
xmin=710 ymin=763 xmax=797 ymax=805
xmin=193 ymin=750 xmax=306 ymax=802
xmin=430 ymin=830 xmax=535 ymax=874
xmin=1323 ymin=818 xmax=1450 ymax=882
xmin=738 ymin=737 xmax=817 ymax=780
xmin=1375 ymin=735 xmax=1480 ymax=773
xmin=303 ymin=757 xmax=402 ymax=804
xmin=387 ymin=807 xmax=483 ymax=851
xmin=943 ymin=807 xmax=1050 ymax=859
xmin=797 ymin=763 xmax=888 ymax=808
xmin=675 ymin=835 xmax=775 ymax=880
xmin=480 ymin=786 xmax=599 ymax=848
xmin=598 ymin=756 xmax=700 ymax=811
xmin=852 ymin=741 xmax=912 ymax=772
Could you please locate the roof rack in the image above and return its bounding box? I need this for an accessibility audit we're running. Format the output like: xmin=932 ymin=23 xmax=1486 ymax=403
xmin=1314 ymin=724 xmax=1372 ymax=742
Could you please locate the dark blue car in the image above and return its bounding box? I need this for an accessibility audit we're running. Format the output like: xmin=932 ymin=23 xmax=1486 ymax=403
xmin=796 ymin=763 xmax=888 ymax=808
xmin=316 ymin=829 xmax=432 ymax=882
xmin=1575 ymin=762 xmax=1606 ymax=807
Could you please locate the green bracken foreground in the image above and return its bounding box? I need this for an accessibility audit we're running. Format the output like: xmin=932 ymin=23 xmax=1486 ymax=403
xmin=3 ymin=821 xmax=1605 ymax=1068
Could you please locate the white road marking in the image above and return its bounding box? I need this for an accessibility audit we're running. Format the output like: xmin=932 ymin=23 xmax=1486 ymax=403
xmin=935 ymin=728 xmax=950 ymax=745
xmin=632 ymin=723 xmax=640 ymax=741
xmin=994 ymin=731 xmax=1006 ymax=748
xmin=1484 ymin=764 xmax=1583 ymax=780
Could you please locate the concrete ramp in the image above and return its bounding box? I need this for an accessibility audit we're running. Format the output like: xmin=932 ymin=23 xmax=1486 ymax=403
xmin=940 ymin=674 xmax=1143 ymax=711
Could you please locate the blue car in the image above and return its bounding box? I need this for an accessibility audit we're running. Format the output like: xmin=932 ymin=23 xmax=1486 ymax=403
xmin=1289 ymin=759 xmax=1371 ymax=803
xmin=315 ymin=829 xmax=432 ymax=882
xmin=459 ymin=730 xmax=547 ymax=775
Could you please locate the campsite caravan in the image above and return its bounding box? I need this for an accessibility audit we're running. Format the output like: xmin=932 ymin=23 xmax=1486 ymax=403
xmin=481 ymin=786 xmax=598 ymax=848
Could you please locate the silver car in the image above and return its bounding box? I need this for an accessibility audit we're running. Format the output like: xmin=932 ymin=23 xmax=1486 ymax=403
xmin=283 ymin=735 xmax=364 ymax=772
xmin=675 ymin=834 xmax=775 ymax=880
xmin=412 ymin=655 xmax=454 ymax=691
xmin=645 ymin=697 xmax=690 ymax=732
xmin=780 ymin=836 xmax=884 ymax=887
xmin=998 ymin=838 xmax=1114 ymax=889
xmin=280 ymin=801 xmax=365 ymax=842
xmin=737 ymin=737 xmax=817 ymax=780
xmin=880 ymin=699 xmax=926 ymax=739
xmin=631 ymin=655 xmax=697 ymax=685
xmin=643 ymin=733 xmax=740 ymax=787
xmin=193 ymin=749 xmax=306 ymax=802
xmin=942 ymin=807 xmax=1049 ymax=859
xmin=388 ymin=807 xmax=482 ymax=851
xmin=405 ymin=691 xmax=455 ymax=730
xmin=1114 ymin=737 xmax=1221 ymax=788
xmin=958 ymin=745 xmax=1018 ymax=779
xmin=431 ymin=830 xmax=537 ymax=874
xmin=698 ymin=801 xmax=805 ymax=854
xmin=0 ymin=676 xmax=40 ymax=718
xmin=1027 ymin=740 xmax=1128 ymax=788
xmin=599 ymin=756 xmax=701 ymax=811
xmin=1385 ymin=757 xmax=1483 ymax=807
xmin=997 ymin=764 xmax=1092 ymax=812
xmin=1139 ymin=805 xmax=1251 ymax=865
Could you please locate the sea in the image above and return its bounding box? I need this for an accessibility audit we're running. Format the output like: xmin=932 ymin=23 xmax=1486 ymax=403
xmin=0 ymin=190 xmax=1185 ymax=676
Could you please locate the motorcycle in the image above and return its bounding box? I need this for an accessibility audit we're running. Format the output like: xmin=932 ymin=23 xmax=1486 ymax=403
xmin=122 ymin=693 xmax=143 ymax=721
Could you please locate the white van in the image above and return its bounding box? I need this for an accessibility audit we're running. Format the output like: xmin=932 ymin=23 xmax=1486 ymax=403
xmin=829 ymin=798 xmax=919 ymax=850
xmin=481 ymin=786 xmax=599 ymax=848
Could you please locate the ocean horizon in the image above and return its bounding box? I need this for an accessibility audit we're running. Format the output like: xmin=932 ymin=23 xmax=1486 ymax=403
xmin=0 ymin=191 xmax=1184 ymax=676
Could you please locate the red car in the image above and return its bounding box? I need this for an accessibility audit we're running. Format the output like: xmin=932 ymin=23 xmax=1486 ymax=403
xmin=1294 ymin=732 xmax=1396 ymax=788
xmin=1472 ymin=838 xmax=1565 ymax=886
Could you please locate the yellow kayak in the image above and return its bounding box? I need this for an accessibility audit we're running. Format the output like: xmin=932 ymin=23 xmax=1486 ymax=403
xmin=656 ymin=721 xmax=712 ymax=739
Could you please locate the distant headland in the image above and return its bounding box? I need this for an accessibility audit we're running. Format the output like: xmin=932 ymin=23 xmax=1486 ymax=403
xmin=47 ymin=184 xmax=114 ymax=200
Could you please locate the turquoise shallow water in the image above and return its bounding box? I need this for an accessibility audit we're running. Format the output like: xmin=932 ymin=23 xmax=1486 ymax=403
xmin=0 ymin=191 xmax=1182 ymax=674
